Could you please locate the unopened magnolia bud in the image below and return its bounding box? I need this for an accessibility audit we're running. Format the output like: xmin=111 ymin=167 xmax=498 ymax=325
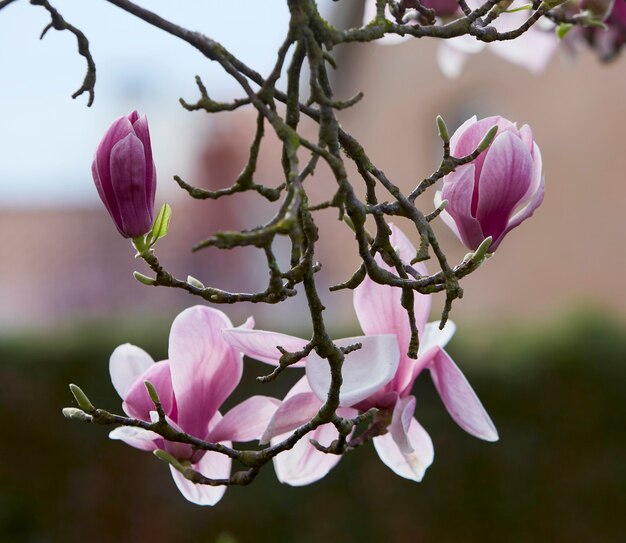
xmin=69 ymin=384 xmax=95 ymax=412
xmin=477 ymin=125 xmax=499 ymax=152
xmin=92 ymin=111 xmax=157 ymax=238
xmin=187 ymin=275 xmax=205 ymax=289
xmin=133 ymin=271 xmax=157 ymax=286
xmin=436 ymin=116 xmax=544 ymax=253
xmin=144 ymin=380 xmax=161 ymax=407
xmin=436 ymin=115 xmax=450 ymax=142
xmin=62 ymin=407 xmax=93 ymax=422
xmin=471 ymin=236 xmax=493 ymax=264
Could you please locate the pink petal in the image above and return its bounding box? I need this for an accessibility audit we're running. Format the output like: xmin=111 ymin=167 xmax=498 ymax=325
xmin=109 ymin=343 xmax=154 ymax=399
xmin=490 ymin=24 xmax=558 ymax=73
xmin=285 ymin=375 xmax=314 ymax=400
xmin=209 ymin=395 xmax=281 ymax=443
xmin=94 ymin=115 xmax=134 ymax=226
xmin=434 ymin=189 xmax=464 ymax=241
xmin=130 ymin=113 xmax=156 ymax=214
xmin=437 ymin=41 xmax=475 ymax=79
xmin=122 ymin=361 xmax=174 ymax=421
xmin=221 ymin=328 xmax=308 ymax=367
xmin=441 ymin=165 xmax=486 ymax=249
xmin=493 ymin=146 xmax=544 ymax=251
xmin=271 ymin=407 xmax=357 ymax=487
xmin=388 ymin=395 xmax=417 ymax=455
xmin=428 ymin=348 xmax=499 ymax=441
xmin=109 ymin=133 xmax=151 ymax=238
xmin=476 ymin=131 xmax=534 ymax=242
xmin=373 ymin=414 xmax=434 ymax=482
xmin=354 ymin=224 xmax=431 ymax=394
xmin=109 ymin=426 xmax=160 ymax=452
xmin=419 ymin=320 xmax=456 ymax=355
xmin=169 ymin=306 xmax=242 ymax=439
xmin=306 ymin=334 xmax=400 ymax=407
xmin=260 ymin=392 xmax=321 ymax=445
xmin=449 ymin=116 xmax=478 ymax=154
xmin=169 ymin=446 xmax=232 ymax=506
xmin=452 ymin=117 xmax=517 ymax=183
xmin=155 ymin=412 xmax=196 ymax=462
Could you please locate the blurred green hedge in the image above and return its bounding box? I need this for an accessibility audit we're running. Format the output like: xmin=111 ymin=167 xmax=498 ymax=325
xmin=1 ymin=309 xmax=624 ymax=543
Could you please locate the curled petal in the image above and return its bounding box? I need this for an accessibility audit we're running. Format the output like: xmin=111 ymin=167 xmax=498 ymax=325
xmin=271 ymin=407 xmax=357 ymax=487
xmin=109 ymin=133 xmax=151 ymax=238
xmin=441 ymin=165 xmax=486 ymax=250
xmin=306 ymin=335 xmax=400 ymax=407
xmin=109 ymin=426 xmax=160 ymax=452
xmin=123 ymin=361 xmax=174 ymax=421
xmin=428 ymin=348 xmax=499 ymax=441
xmin=169 ymin=306 xmax=242 ymax=439
xmin=221 ymin=328 xmax=308 ymax=367
xmin=388 ymin=396 xmax=417 ymax=455
xmin=93 ymin=115 xmax=134 ymax=225
xmin=169 ymin=447 xmax=232 ymax=506
xmin=354 ymin=224 xmax=430 ymax=395
xmin=437 ymin=41 xmax=474 ymax=79
xmin=209 ymin=395 xmax=281 ymax=443
xmin=476 ymin=131 xmax=534 ymax=242
xmin=419 ymin=320 xmax=456 ymax=355
xmin=109 ymin=343 xmax=154 ymax=399
xmin=130 ymin=113 xmax=156 ymax=210
xmin=260 ymin=392 xmax=321 ymax=445
xmin=373 ymin=413 xmax=434 ymax=482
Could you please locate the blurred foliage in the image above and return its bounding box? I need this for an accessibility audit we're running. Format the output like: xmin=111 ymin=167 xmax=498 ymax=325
xmin=0 ymin=308 xmax=624 ymax=543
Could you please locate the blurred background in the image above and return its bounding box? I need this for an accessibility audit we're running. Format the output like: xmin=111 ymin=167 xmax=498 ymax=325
xmin=1 ymin=1 xmax=625 ymax=542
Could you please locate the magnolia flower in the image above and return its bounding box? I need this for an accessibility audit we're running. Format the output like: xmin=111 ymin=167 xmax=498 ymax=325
xmin=581 ymin=0 xmax=626 ymax=60
xmin=92 ymin=110 xmax=157 ymax=238
xmin=108 ymin=306 xmax=279 ymax=506
xmin=435 ymin=115 xmax=545 ymax=252
xmin=362 ymin=0 xmax=559 ymax=77
xmin=224 ymin=225 xmax=497 ymax=485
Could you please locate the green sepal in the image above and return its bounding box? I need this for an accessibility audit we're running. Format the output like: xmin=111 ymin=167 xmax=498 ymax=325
xmin=133 ymin=271 xmax=157 ymax=286
xmin=148 ymin=203 xmax=172 ymax=247
xmin=556 ymin=23 xmax=574 ymax=39
xmin=154 ymin=449 xmax=186 ymax=473
xmin=69 ymin=384 xmax=94 ymax=412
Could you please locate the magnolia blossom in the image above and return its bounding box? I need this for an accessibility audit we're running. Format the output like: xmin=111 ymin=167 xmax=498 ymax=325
xmin=362 ymin=0 xmax=559 ymax=77
xmin=92 ymin=110 xmax=157 ymax=238
xmin=435 ymin=115 xmax=545 ymax=252
xmin=581 ymin=0 xmax=626 ymax=60
xmin=224 ymin=225 xmax=497 ymax=485
xmin=109 ymin=306 xmax=279 ymax=506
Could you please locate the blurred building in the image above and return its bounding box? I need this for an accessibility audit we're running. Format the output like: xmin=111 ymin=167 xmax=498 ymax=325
xmin=1 ymin=5 xmax=625 ymax=331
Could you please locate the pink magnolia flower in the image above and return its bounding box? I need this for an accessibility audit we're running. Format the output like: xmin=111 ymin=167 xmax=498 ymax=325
xmin=581 ymin=0 xmax=626 ymax=60
xmin=92 ymin=110 xmax=157 ymax=238
xmin=435 ymin=115 xmax=545 ymax=252
xmin=108 ymin=305 xmax=279 ymax=506
xmin=362 ymin=0 xmax=558 ymax=77
xmin=224 ymin=225 xmax=497 ymax=485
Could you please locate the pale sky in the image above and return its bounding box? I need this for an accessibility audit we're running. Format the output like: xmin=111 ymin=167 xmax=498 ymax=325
xmin=0 ymin=0 xmax=334 ymax=205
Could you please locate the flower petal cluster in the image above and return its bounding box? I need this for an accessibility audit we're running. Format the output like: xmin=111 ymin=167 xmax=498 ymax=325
xmin=581 ymin=0 xmax=626 ymax=60
xmin=92 ymin=111 xmax=157 ymax=238
xmin=362 ymin=0 xmax=558 ymax=77
xmin=109 ymin=306 xmax=279 ymax=505
xmin=223 ymin=224 xmax=497 ymax=485
xmin=435 ymin=115 xmax=545 ymax=252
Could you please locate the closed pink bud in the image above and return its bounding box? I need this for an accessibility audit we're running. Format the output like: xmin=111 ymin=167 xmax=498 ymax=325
xmin=91 ymin=111 xmax=157 ymax=238
xmin=422 ymin=0 xmax=460 ymax=17
xmin=583 ymin=0 xmax=626 ymax=60
xmin=435 ymin=116 xmax=544 ymax=252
